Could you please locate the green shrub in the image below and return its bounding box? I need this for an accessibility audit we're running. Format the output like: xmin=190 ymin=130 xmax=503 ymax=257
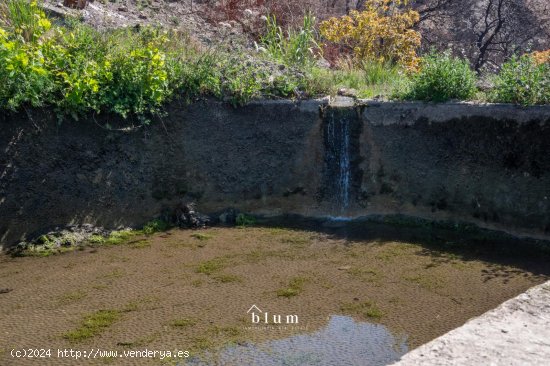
xmin=490 ymin=55 xmax=550 ymax=105
xmin=0 ymin=0 xmax=51 ymax=42
xmin=0 ymin=1 xmax=189 ymax=120
xmin=142 ymin=219 xmax=169 ymax=235
xmin=403 ymin=52 xmax=477 ymax=102
xmin=0 ymin=3 xmax=56 ymax=110
xmin=236 ymin=213 xmax=256 ymax=227
xmin=222 ymin=60 xmax=264 ymax=106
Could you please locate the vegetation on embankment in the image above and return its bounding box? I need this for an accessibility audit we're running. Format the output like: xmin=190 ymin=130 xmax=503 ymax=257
xmin=0 ymin=0 xmax=549 ymax=124
xmin=10 ymin=219 xmax=169 ymax=257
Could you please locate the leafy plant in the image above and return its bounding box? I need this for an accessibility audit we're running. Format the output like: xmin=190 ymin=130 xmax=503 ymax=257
xmin=142 ymin=219 xmax=169 ymax=235
xmin=236 ymin=213 xmax=256 ymax=227
xmin=0 ymin=1 xmax=59 ymax=110
xmin=402 ymin=52 xmax=478 ymax=102
xmin=0 ymin=0 xmax=51 ymax=42
xmin=490 ymin=55 xmax=550 ymax=105
xmin=0 ymin=2 xmax=191 ymax=120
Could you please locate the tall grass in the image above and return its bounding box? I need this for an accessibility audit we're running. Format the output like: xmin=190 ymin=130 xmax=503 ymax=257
xmin=0 ymin=0 xmax=50 ymax=42
xmin=260 ymin=13 xmax=319 ymax=67
xmin=304 ymin=59 xmax=407 ymax=99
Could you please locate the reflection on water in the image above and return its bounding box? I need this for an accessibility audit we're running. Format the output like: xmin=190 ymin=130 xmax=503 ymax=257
xmin=188 ymin=315 xmax=407 ymax=366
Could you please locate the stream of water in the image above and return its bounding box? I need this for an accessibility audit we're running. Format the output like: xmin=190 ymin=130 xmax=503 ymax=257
xmin=325 ymin=110 xmax=353 ymax=213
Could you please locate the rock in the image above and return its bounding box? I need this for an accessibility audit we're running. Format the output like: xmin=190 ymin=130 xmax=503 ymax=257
xmin=316 ymin=58 xmax=331 ymax=69
xmin=63 ymin=0 xmax=88 ymax=10
xmin=118 ymin=6 xmax=128 ymax=12
xmin=10 ymin=224 xmax=111 ymax=255
xmin=217 ymin=208 xmax=239 ymax=225
xmin=283 ymin=186 xmax=306 ymax=197
xmin=174 ymin=202 xmax=211 ymax=229
xmin=476 ymin=77 xmax=494 ymax=92
xmin=337 ymin=88 xmax=358 ymax=98
xmin=138 ymin=14 xmax=147 ymax=20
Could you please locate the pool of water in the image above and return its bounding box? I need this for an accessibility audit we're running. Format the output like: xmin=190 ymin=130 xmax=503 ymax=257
xmin=188 ymin=315 xmax=408 ymax=366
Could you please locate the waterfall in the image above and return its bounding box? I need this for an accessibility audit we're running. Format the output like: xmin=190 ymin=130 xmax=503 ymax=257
xmin=324 ymin=109 xmax=353 ymax=213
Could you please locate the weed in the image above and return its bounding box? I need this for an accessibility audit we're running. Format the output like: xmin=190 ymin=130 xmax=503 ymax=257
xmin=191 ymin=233 xmax=213 ymax=241
xmin=191 ymin=279 xmax=203 ymax=287
xmin=280 ymin=234 xmax=311 ymax=246
xmin=347 ymin=267 xmax=381 ymax=283
xmin=142 ymin=219 xmax=169 ymax=235
xmin=57 ymin=290 xmax=87 ymax=305
xmin=101 ymin=269 xmax=125 ymax=279
xmin=404 ymin=273 xmax=446 ymax=290
xmin=117 ymin=332 xmax=159 ymax=348
xmin=129 ymin=239 xmax=150 ymax=249
xmin=63 ymin=310 xmax=120 ymax=342
xmin=341 ymin=301 xmax=384 ymax=320
xmin=171 ymin=318 xmax=196 ymax=328
xmin=236 ymin=214 xmax=256 ymax=227
xmin=88 ymin=235 xmax=106 ymax=245
xmin=195 ymin=257 xmax=227 ymax=275
xmin=191 ymin=336 xmax=213 ymax=351
xmin=92 ymin=283 xmax=108 ymax=290
xmin=105 ymin=230 xmax=138 ymax=245
xmin=122 ymin=301 xmax=139 ymax=313
xmin=276 ymin=276 xmax=307 ymax=298
xmin=213 ymin=274 xmax=242 ymax=283
xmin=210 ymin=325 xmax=241 ymax=337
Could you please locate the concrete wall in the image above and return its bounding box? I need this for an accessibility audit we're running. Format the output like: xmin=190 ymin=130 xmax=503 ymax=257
xmin=357 ymin=101 xmax=550 ymax=238
xmin=1 ymin=98 xmax=549 ymax=248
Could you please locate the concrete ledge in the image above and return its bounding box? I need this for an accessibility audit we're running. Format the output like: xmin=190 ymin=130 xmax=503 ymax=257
xmin=359 ymin=100 xmax=550 ymax=126
xmin=392 ymin=281 xmax=550 ymax=365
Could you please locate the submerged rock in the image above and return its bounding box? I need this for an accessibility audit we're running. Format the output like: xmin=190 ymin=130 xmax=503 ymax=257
xmin=217 ymin=208 xmax=239 ymax=225
xmin=11 ymin=224 xmax=110 ymax=255
xmin=174 ymin=202 xmax=211 ymax=229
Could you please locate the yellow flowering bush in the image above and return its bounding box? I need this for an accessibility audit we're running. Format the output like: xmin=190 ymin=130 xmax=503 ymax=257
xmin=319 ymin=0 xmax=421 ymax=71
xmin=532 ymin=50 xmax=550 ymax=65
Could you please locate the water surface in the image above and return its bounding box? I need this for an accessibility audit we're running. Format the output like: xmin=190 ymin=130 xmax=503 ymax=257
xmin=189 ymin=315 xmax=408 ymax=366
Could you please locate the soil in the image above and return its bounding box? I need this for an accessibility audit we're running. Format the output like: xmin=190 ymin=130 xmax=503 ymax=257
xmin=1 ymin=225 xmax=548 ymax=365
xmin=43 ymin=0 xmax=256 ymax=51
